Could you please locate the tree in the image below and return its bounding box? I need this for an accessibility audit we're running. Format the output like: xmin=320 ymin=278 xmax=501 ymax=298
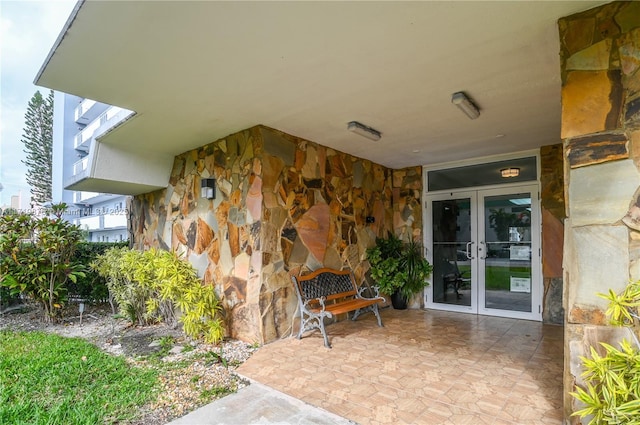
xmin=0 ymin=203 xmax=85 ymax=322
xmin=21 ymin=90 xmax=53 ymax=205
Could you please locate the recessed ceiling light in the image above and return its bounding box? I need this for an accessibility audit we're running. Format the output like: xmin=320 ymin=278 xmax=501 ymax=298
xmin=495 ymin=134 xmax=505 ymax=138
xmin=412 ymin=149 xmax=420 ymax=153
xmin=501 ymin=167 xmax=520 ymax=178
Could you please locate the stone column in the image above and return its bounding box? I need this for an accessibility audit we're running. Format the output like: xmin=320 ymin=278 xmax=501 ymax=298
xmin=540 ymin=144 xmax=565 ymax=324
xmin=558 ymin=2 xmax=640 ymax=421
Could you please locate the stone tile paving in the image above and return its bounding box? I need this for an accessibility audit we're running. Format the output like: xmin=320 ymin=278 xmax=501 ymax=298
xmin=238 ymin=308 xmax=563 ymax=424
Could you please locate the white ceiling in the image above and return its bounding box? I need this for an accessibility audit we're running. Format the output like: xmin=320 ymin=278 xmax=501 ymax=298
xmin=36 ymin=0 xmax=605 ymax=170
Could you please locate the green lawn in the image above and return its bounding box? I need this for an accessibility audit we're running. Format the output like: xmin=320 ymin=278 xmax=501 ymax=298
xmin=0 ymin=331 xmax=158 ymax=425
xmin=457 ymin=265 xmax=530 ymax=290
xmin=485 ymin=266 xmax=530 ymax=290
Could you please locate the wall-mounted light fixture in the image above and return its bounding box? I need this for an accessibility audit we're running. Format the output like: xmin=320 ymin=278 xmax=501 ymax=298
xmin=200 ymin=178 xmax=216 ymax=199
xmin=500 ymin=167 xmax=520 ymax=178
xmin=347 ymin=121 xmax=382 ymax=141
xmin=451 ymin=92 xmax=480 ymax=120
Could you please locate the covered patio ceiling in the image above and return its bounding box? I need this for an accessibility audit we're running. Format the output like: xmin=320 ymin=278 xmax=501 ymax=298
xmin=36 ymin=1 xmax=604 ymax=170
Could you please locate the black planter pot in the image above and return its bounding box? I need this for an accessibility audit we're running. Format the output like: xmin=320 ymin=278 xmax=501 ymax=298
xmin=390 ymin=290 xmax=408 ymax=310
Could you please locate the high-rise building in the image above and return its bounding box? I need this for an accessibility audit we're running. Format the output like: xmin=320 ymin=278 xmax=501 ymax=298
xmin=51 ymin=93 xmax=130 ymax=242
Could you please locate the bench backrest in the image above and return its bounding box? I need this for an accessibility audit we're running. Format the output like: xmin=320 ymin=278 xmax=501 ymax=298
xmin=293 ymin=268 xmax=357 ymax=303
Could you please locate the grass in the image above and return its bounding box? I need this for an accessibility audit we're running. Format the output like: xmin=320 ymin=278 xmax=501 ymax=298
xmin=457 ymin=265 xmax=530 ymax=290
xmin=0 ymin=331 xmax=158 ymax=425
xmin=485 ymin=266 xmax=530 ymax=290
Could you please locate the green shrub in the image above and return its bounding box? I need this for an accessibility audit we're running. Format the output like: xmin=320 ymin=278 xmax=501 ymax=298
xmin=0 ymin=284 xmax=21 ymax=311
xmin=571 ymin=340 xmax=640 ymax=424
xmin=0 ymin=204 xmax=85 ymax=322
xmin=571 ymin=281 xmax=640 ymax=423
xmin=66 ymin=241 xmax=128 ymax=302
xmin=92 ymin=247 xmax=224 ymax=343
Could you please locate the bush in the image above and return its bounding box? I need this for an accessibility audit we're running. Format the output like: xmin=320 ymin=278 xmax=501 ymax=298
xmin=0 ymin=204 xmax=85 ymax=322
xmin=0 ymin=285 xmax=22 ymax=312
xmin=572 ymin=340 xmax=640 ymax=424
xmin=92 ymin=247 xmax=224 ymax=343
xmin=66 ymin=241 xmax=128 ymax=303
xmin=571 ymin=281 xmax=640 ymax=423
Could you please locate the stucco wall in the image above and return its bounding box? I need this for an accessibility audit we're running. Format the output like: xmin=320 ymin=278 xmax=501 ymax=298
xmin=130 ymin=125 xmax=422 ymax=344
xmin=558 ymin=2 xmax=640 ymax=420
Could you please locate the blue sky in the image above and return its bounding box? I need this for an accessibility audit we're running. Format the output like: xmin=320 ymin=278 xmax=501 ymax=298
xmin=0 ymin=0 xmax=75 ymax=206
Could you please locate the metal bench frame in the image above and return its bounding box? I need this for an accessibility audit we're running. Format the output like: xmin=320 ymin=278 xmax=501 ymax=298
xmin=292 ymin=268 xmax=384 ymax=348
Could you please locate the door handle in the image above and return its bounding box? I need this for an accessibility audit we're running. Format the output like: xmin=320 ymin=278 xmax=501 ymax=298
xmin=478 ymin=241 xmax=486 ymax=260
xmin=466 ymin=241 xmax=475 ymax=260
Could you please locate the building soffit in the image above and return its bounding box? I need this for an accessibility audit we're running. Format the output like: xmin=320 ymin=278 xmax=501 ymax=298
xmin=35 ymin=1 xmax=607 ymax=184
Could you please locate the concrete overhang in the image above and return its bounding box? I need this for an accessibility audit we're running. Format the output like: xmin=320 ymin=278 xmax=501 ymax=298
xmin=36 ymin=1 xmax=606 ymax=194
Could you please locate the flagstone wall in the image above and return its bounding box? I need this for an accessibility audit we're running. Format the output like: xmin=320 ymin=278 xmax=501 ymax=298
xmin=130 ymin=125 xmax=422 ymax=343
xmin=540 ymin=144 xmax=565 ymax=325
xmin=558 ymin=2 xmax=640 ymax=420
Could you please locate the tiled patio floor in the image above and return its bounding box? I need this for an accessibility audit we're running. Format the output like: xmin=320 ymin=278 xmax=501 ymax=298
xmin=237 ymin=308 xmax=564 ymax=425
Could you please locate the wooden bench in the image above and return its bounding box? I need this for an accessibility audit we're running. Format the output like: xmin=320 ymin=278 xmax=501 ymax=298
xmin=292 ymin=268 xmax=384 ymax=348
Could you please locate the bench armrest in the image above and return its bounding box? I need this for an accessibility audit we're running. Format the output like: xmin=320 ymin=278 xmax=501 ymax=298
xmin=357 ymin=285 xmax=385 ymax=301
xmin=303 ymin=296 xmax=328 ymax=313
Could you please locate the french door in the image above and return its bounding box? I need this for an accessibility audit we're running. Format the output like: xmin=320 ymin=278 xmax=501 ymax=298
xmin=424 ymin=184 xmax=541 ymax=320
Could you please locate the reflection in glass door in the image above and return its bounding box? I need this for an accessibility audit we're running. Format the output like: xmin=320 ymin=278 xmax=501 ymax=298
xmin=429 ymin=192 xmax=476 ymax=313
xmin=479 ymin=191 xmax=536 ymax=317
xmin=426 ymin=185 xmax=541 ymax=320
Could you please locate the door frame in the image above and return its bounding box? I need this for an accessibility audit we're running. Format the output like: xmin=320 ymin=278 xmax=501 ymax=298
xmin=422 ymin=151 xmax=542 ymax=321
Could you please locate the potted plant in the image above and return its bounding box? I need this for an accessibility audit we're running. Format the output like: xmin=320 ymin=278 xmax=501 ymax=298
xmin=366 ymin=234 xmax=432 ymax=309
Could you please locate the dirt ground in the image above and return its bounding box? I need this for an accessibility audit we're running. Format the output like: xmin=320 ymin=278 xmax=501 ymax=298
xmin=0 ymin=302 xmax=257 ymax=424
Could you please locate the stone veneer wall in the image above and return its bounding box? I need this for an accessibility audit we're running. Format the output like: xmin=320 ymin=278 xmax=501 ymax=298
xmin=558 ymin=2 xmax=640 ymax=420
xmin=540 ymin=144 xmax=565 ymax=325
xmin=130 ymin=125 xmax=422 ymax=344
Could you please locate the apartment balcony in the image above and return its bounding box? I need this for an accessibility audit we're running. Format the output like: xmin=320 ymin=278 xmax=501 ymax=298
xmin=73 ymin=156 xmax=89 ymax=175
xmin=74 ymin=106 xmax=129 ymax=151
xmin=76 ymin=212 xmax=127 ymax=232
xmin=73 ymin=191 xmax=120 ymax=206
xmin=76 ymin=215 xmax=101 ymax=231
xmin=104 ymin=213 xmax=127 ymax=229
xmin=74 ymin=99 xmax=110 ymax=125
xmin=64 ymin=105 xmax=172 ymax=196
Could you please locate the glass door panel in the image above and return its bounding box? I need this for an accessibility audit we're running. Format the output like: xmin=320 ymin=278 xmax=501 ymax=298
xmin=426 ymin=184 xmax=541 ymax=321
xmin=480 ymin=193 xmax=532 ymax=313
xmin=427 ymin=192 xmax=477 ymax=313
xmin=477 ymin=186 xmax=540 ymax=320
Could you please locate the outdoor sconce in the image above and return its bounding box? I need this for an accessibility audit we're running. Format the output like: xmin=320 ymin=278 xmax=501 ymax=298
xmin=200 ymin=178 xmax=216 ymax=200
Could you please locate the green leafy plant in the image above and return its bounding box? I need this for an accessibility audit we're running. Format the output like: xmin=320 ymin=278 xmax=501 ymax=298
xmin=199 ymin=386 xmax=231 ymax=400
xmin=366 ymin=234 xmax=403 ymax=296
xmin=367 ymin=234 xmax=432 ymax=301
xmin=0 ymin=204 xmax=85 ymax=322
xmin=204 ymin=349 xmax=228 ymax=368
xmin=570 ymin=281 xmax=640 ymax=423
xmin=66 ymin=241 xmax=128 ymax=303
xmin=92 ymin=247 xmax=224 ymax=343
